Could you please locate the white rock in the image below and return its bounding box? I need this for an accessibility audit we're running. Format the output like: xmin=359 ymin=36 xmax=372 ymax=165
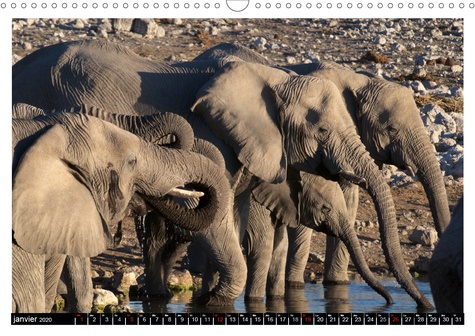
xmin=409 ymin=226 xmax=438 ymax=246
xmin=93 ymin=289 xmax=118 ymax=306
xmin=451 ymin=65 xmax=463 ymax=73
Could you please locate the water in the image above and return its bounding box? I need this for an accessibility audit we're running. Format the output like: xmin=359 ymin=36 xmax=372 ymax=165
xmin=128 ymin=277 xmax=435 ymax=314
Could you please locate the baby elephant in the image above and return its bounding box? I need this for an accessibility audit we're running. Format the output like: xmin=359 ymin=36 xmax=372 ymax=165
xmin=244 ymin=172 xmax=393 ymax=305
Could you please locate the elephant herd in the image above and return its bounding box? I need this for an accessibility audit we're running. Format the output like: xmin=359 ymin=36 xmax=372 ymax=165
xmin=11 ymin=40 xmax=463 ymax=314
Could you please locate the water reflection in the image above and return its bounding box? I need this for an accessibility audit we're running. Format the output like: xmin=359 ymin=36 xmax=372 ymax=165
xmin=323 ymin=284 xmax=351 ymax=313
xmin=130 ymin=278 xmax=435 ymax=314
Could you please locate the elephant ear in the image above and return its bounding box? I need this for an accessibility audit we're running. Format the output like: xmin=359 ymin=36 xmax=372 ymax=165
xmin=12 ymin=124 xmax=112 ymax=257
xmin=191 ymin=62 xmax=290 ymax=184
xmin=251 ymin=176 xmax=301 ymax=228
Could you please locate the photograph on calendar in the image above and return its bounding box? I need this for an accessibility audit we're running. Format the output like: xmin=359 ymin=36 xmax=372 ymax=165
xmin=11 ymin=16 xmax=463 ymax=325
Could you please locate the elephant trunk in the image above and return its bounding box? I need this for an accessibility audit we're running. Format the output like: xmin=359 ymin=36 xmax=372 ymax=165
xmin=338 ymin=215 xmax=393 ymax=305
xmin=139 ymin=146 xmax=231 ymax=232
xmin=402 ymin=127 xmax=451 ymax=236
xmin=333 ymin=130 xmax=434 ymax=309
xmin=65 ymin=105 xmax=196 ymax=151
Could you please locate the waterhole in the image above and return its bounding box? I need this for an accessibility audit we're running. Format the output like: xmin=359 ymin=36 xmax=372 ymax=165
xmin=128 ymin=278 xmax=434 ymax=314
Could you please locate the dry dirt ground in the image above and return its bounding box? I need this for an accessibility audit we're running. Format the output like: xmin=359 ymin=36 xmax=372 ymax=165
xmin=12 ymin=18 xmax=464 ymax=294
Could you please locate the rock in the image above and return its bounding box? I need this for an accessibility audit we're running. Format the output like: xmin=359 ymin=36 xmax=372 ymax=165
xmin=111 ymin=18 xmax=134 ymax=32
xmin=70 ymin=19 xmax=85 ymax=29
xmin=252 ymin=37 xmax=267 ymax=51
xmin=12 ymin=54 xmax=22 ymax=64
xmin=112 ymin=271 xmax=138 ymax=293
xmin=391 ymin=43 xmax=406 ymax=52
xmin=411 ymin=80 xmax=426 ymax=93
xmin=450 ymin=112 xmax=464 ymax=132
xmin=408 ymin=226 xmax=438 ymax=246
xmin=22 ymin=42 xmax=33 ymax=50
xmin=435 ymin=138 xmax=457 ymax=152
xmin=308 ymin=252 xmax=325 ymax=264
xmin=434 ymin=111 xmax=457 ymax=134
xmin=445 ymin=57 xmax=457 ymax=66
xmin=450 ymin=86 xmax=464 ymax=98
xmin=131 ymin=19 xmax=161 ymax=38
xmin=374 ymin=36 xmax=387 ymax=45
xmin=286 ymin=56 xmax=297 ymax=64
xmin=451 ymin=65 xmax=463 ymax=73
xmin=168 ymin=269 xmax=194 ymax=290
xmin=93 ymin=289 xmax=118 ymax=307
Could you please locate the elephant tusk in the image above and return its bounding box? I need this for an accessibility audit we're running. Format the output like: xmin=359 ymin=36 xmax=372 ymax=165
xmin=405 ymin=165 xmax=416 ymax=178
xmin=339 ymin=171 xmax=367 ymax=189
xmin=167 ymin=187 xmax=205 ymax=199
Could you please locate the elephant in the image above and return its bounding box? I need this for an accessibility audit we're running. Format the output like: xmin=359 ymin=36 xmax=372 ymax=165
xmin=12 ymin=110 xmax=231 ymax=312
xmin=243 ymin=173 xmax=393 ymax=305
xmin=429 ymin=196 xmax=463 ymax=313
xmin=195 ymin=41 xmax=449 ymax=308
xmin=12 ymin=39 xmax=431 ymax=308
xmin=12 ymin=103 xmax=230 ymax=312
xmin=124 ymin=137 xmax=227 ymax=302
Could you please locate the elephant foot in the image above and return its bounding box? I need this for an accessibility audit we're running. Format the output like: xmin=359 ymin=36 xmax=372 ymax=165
xmin=266 ymin=294 xmax=285 ymax=301
xmin=416 ymin=299 xmax=435 ymax=312
xmin=195 ymin=292 xmax=235 ymax=307
xmin=285 ymin=280 xmax=305 ymax=289
xmin=322 ymin=279 xmax=350 ymax=286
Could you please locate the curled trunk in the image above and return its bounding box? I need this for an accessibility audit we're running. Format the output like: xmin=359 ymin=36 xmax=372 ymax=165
xmin=73 ymin=105 xmax=195 ymax=151
xmin=139 ymin=147 xmax=231 ymax=232
xmin=13 ymin=103 xmax=196 ymax=150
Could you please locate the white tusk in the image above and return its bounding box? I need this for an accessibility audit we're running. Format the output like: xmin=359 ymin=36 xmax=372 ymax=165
xmin=339 ymin=171 xmax=367 ymax=188
xmin=405 ymin=165 xmax=416 ymax=178
xmin=167 ymin=187 xmax=204 ymax=199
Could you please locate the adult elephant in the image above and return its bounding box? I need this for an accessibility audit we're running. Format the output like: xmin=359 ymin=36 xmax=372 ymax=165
xmin=137 ymin=138 xmax=227 ymax=303
xmin=196 ymin=42 xmax=447 ymax=307
xmin=12 ymin=103 xmax=227 ymax=312
xmin=429 ymin=197 xmax=463 ymax=313
xmin=244 ymin=173 xmax=393 ymax=305
xmin=12 ymin=111 xmax=230 ymax=313
xmin=12 ymin=40 xmax=431 ymax=308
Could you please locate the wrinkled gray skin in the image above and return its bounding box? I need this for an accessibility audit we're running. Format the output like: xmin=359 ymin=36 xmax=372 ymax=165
xmin=244 ymin=173 xmax=393 ymax=305
xmin=12 ymin=111 xmax=230 ymax=313
xmin=13 ymin=104 xmax=226 ymax=312
xmin=131 ymin=138 xmax=227 ymax=303
xmin=196 ymin=42 xmax=446 ymax=309
xmin=429 ymin=197 xmax=463 ymax=313
xmin=12 ymin=40 xmax=426 ymax=307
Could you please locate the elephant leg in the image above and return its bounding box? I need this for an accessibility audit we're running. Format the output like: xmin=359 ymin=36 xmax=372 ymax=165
xmin=44 ymin=253 xmax=67 ymax=312
xmin=244 ymin=198 xmax=275 ymax=301
xmin=193 ymin=193 xmax=247 ymax=306
xmin=12 ymin=244 xmax=45 ymax=313
xmin=234 ymin=180 xmax=252 ymax=243
xmin=266 ymin=222 xmax=289 ymax=299
xmin=285 ymin=224 xmax=313 ymax=288
xmin=141 ymin=213 xmax=175 ymax=298
xmin=62 ymin=256 xmax=93 ymax=313
xmin=183 ymin=241 xmax=219 ymax=294
xmin=323 ymin=182 xmax=358 ymax=284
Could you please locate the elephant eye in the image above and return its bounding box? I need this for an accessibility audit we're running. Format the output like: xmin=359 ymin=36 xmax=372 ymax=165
xmin=387 ymin=125 xmax=398 ymax=135
xmin=127 ymin=154 xmax=137 ymax=171
xmin=317 ymin=126 xmax=330 ymax=139
xmin=321 ymin=204 xmax=331 ymax=215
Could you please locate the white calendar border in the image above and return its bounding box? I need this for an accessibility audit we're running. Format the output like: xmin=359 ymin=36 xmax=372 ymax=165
xmin=2 ymin=1 xmax=471 ymax=333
